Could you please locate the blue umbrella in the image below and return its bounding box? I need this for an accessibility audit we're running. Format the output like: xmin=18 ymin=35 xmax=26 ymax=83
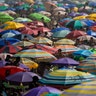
xmin=0 ymin=38 xmax=20 ymax=46
xmin=73 ymin=50 xmax=93 ymax=57
xmin=88 ymin=1 xmax=96 ymax=7
xmin=87 ymin=30 xmax=96 ymax=37
xmin=0 ymin=30 xmax=21 ymax=35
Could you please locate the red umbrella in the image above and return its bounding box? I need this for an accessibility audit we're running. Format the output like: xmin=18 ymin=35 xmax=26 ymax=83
xmin=33 ymin=21 xmax=44 ymax=27
xmin=66 ymin=30 xmax=86 ymax=39
xmin=38 ymin=27 xmax=51 ymax=32
xmin=0 ymin=66 xmax=25 ymax=80
xmin=0 ymin=44 xmax=22 ymax=54
xmin=27 ymin=44 xmax=57 ymax=54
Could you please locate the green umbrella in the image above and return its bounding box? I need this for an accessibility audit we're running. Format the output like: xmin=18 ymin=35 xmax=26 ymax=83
xmin=0 ymin=6 xmax=8 ymax=11
xmin=20 ymin=4 xmax=30 ymax=10
xmin=46 ymin=93 xmax=60 ymax=96
xmin=89 ymin=48 xmax=96 ymax=54
xmin=29 ymin=13 xmax=51 ymax=23
xmin=0 ymin=13 xmax=14 ymax=23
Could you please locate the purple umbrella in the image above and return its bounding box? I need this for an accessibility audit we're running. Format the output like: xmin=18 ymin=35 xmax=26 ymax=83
xmin=6 ymin=72 xmax=41 ymax=83
xmin=0 ymin=60 xmax=6 ymax=67
xmin=23 ymin=86 xmax=62 ymax=96
xmin=51 ymin=57 xmax=79 ymax=66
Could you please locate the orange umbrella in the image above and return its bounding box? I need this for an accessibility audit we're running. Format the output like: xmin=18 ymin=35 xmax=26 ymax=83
xmin=90 ymin=26 xmax=96 ymax=32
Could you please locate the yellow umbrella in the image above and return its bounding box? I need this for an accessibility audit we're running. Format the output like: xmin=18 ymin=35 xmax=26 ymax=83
xmin=21 ymin=58 xmax=38 ymax=69
xmin=54 ymin=39 xmax=75 ymax=45
xmin=3 ymin=21 xmax=25 ymax=30
xmin=24 ymin=0 xmax=34 ymax=4
xmin=73 ymin=16 xmax=87 ymax=20
xmin=72 ymin=7 xmax=78 ymax=12
xmin=86 ymin=13 xmax=96 ymax=21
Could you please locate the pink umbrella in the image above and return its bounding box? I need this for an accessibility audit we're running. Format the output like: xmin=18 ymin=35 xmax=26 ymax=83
xmin=38 ymin=27 xmax=51 ymax=32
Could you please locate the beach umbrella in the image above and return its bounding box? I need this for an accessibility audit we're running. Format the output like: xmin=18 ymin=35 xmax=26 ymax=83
xmin=89 ymin=48 xmax=96 ymax=54
xmin=37 ymin=27 xmax=51 ymax=33
xmin=30 ymin=37 xmax=53 ymax=45
xmin=84 ymin=54 xmax=96 ymax=61
xmin=0 ymin=13 xmax=14 ymax=23
xmin=27 ymin=44 xmax=57 ymax=54
xmin=77 ymin=60 xmax=96 ymax=75
xmin=63 ymin=80 xmax=96 ymax=96
xmin=77 ymin=45 xmax=90 ymax=50
xmin=3 ymin=21 xmax=25 ymax=30
xmin=0 ymin=44 xmax=22 ymax=54
xmin=88 ymin=1 xmax=96 ymax=7
xmin=0 ymin=38 xmax=20 ymax=46
xmin=87 ymin=30 xmax=96 ymax=37
xmin=14 ymin=49 xmax=57 ymax=62
xmin=39 ymin=11 xmax=51 ymax=17
xmin=24 ymin=0 xmax=34 ymax=4
xmin=54 ymin=11 xmax=67 ymax=17
xmin=14 ymin=17 xmax=32 ymax=23
xmin=0 ymin=6 xmax=8 ymax=11
xmin=66 ymin=20 xmax=83 ymax=30
xmin=29 ymin=13 xmax=51 ymax=23
xmin=0 ymin=30 xmax=21 ymax=35
xmin=51 ymin=57 xmax=79 ymax=66
xmin=21 ymin=58 xmax=38 ymax=69
xmin=39 ymin=68 xmax=95 ymax=85
xmin=90 ymin=25 xmax=96 ymax=31
xmin=86 ymin=13 xmax=96 ymax=21
xmin=77 ymin=35 xmax=96 ymax=41
xmin=55 ymin=45 xmax=80 ymax=53
xmin=13 ymin=41 xmax=34 ymax=48
xmin=66 ymin=30 xmax=86 ymax=39
xmin=54 ymin=39 xmax=75 ymax=45
xmin=53 ymin=7 xmax=66 ymax=12
xmin=6 ymin=72 xmax=41 ymax=84
xmin=73 ymin=50 xmax=93 ymax=57
xmin=2 ymin=10 xmax=16 ymax=15
xmin=0 ymin=66 xmax=25 ymax=80
xmin=23 ymin=86 xmax=62 ymax=96
xmin=73 ymin=16 xmax=87 ymax=20
xmin=12 ymin=34 xmax=33 ymax=40
xmin=2 ymin=33 xmax=16 ymax=38
xmin=44 ymin=2 xmax=57 ymax=12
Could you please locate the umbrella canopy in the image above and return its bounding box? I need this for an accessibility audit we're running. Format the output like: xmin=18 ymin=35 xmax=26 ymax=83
xmin=63 ymin=80 xmax=96 ymax=96
xmin=0 ymin=66 xmax=25 ymax=80
xmin=54 ymin=39 xmax=75 ymax=45
xmin=2 ymin=33 xmax=16 ymax=38
xmin=0 ymin=44 xmax=22 ymax=54
xmin=23 ymin=86 xmax=62 ymax=96
xmin=0 ymin=13 xmax=14 ymax=23
xmin=39 ymin=68 xmax=95 ymax=85
xmin=14 ymin=17 xmax=32 ymax=23
xmin=77 ymin=60 xmax=96 ymax=75
xmin=13 ymin=41 xmax=34 ymax=48
xmin=55 ymin=45 xmax=80 ymax=53
xmin=73 ymin=16 xmax=87 ymax=20
xmin=29 ymin=13 xmax=51 ymax=23
xmin=3 ymin=21 xmax=25 ymax=30
xmin=39 ymin=11 xmax=51 ymax=17
xmin=27 ymin=44 xmax=57 ymax=54
xmin=21 ymin=58 xmax=38 ymax=69
xmin=73 ymin=50 xmax=93 ymax=57
xmin=30 ymin=37 xmax=53 ymax=45
xmin=14 ymin=49 xmax=57 ymax=62
xmin=90 ymin=26 xmax=96 ymax=31
xmin=53 ymin=7 xmax=66 ymax=12
xmin=6 ymin=72 xmax=41 ymax=83
xmin=51 ymin=57 xmax=79 ymax=66
xmin=87 ymin=30 xmax=96 ymax=37
xmin=66 ymin=30 xmax=86 ymax=39
xmin=77 ymin=45 xmax=90 ymax=50
xmin=66 ymin=20 xmax=83 ymax=30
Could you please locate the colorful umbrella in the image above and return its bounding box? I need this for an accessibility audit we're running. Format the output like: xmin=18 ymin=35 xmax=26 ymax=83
xmin=3 ymin=21 xmax=25 ymax=30
xmin=87 ymin=30 xmax=96 ymax=37
xmin=29 ymin=13 xmax=51 ymax=23
xmin=0 ymin=13 xmax=14 ymax=23
xmin=6 ymin=72 xmax=41 ymax=83
xmin=13 ymin=41 xmax=34 ymax=48
xmin=66 ymin=30 xmax=86 ymax=39
xmin=66 ymin=20 xmax=83 ymax=30
xmin=39 ymin=68 xmax=95 ymax=85
xmin=54 ymin=45 xmax=80 ymax=53
xmin=28 ymin=44 xmax=57 ymax=54
xmin=14 ymin=49 xmax=57 ymax=62
xmin=0 ymin=44 xmax=22 ymax=54
xmin=77 ymin=45 xmax=90 ymax=50
xmin=23 ymin=86 xmax=62 ymax=96
xmin=63 ymin=80 xmax=96 ymax=96
xmin=2 ymin=33 xmax=16 ymax=38
xmin=90 ymin=25 xmax=96 ymax=31
xmin=54 ymin=39 xmax=75 ymax=45
xmin=73 ymin=50 xmax=93 ymax=57
xmin=73 ymin=16 xmax=87 ymax=20
xmin=30 ymin=37 xmax=53 ymax=45
xmin=39 ymin=11 xmax=51 ymax=17
xmin=0 ymin=66 xmax=25 ymax=80
xmin=21 ymin=58 xmax=38 ymax=69
xmin=51 ymin=57 xmax=79 ymax=66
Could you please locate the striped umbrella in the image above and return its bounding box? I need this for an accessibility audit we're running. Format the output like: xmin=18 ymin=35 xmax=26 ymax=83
xmin=54 ymin=45 xmax=80 ymax=53
xmin=76 ymin=60 xmax=96 ymax=75
xmin=54 ymin=39 xmax=75 ymax=45
xmin=14 ymin=49 xmax=57 ymax=62
xmin=39 ymin=68 xmax=95 ymax=85
xmin=0 ymin=44 xmax=22 ymax=54
xmin=30 ymin=37 xmax=53 ymax=45
xmin=63 ymin=80 xmax=96 ymax=96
